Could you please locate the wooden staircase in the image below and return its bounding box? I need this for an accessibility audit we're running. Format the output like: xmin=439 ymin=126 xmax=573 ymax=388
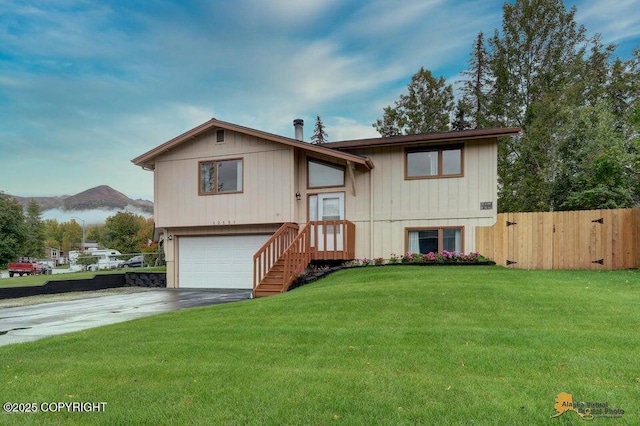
xmin=253 ymin=223 xmax=314 ymax=297
xmin=254 ymin=258 xmax=287 ymax=297
xmin=253 ymin=220 xmax=356 ymax=298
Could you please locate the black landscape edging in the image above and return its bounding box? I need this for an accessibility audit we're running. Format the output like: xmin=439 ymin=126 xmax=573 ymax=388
xmin=0 ymin=272 xmax=167 ymax=300
xmin=288 ymin=261 xmax=496 ymax=292
xmin=125 ymin=272 xmax=167 ymax=288
xmin=385 ymin=261 xmax=496 ymax=267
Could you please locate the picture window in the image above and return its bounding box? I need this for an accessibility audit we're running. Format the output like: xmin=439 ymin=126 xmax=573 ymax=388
xmin=199 ymin=159 xmax=243 ymax=194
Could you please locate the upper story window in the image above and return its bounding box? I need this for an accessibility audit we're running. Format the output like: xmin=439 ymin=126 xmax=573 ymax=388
xmin=405 ymin=144 xmax=463 ymax=179
xmin=308 ymin=159 xmax=345 ymax=189
xmin=199 ymin=158 xmax=243 ymax=195
xmin=216 ymin=129 xmax=225 ymax=143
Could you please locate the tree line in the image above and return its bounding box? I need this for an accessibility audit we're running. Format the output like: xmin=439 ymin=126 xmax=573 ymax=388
xmin=373 ymin=0 xmax=639 ymax=212
xmin=0 ymin=192 xmax=155 ymax=267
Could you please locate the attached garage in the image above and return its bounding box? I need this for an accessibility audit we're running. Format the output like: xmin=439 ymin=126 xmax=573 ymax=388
xmin=178 ymin=234 xmax=270 ymax=289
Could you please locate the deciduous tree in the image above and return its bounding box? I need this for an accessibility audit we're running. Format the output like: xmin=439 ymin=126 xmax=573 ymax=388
xmin=0 ymin=192 xmax=26 ymax=266
xmin=489 ymin=0 xmax=588 ymax=211
xmin=103 ymin=212 xmax=152 ymax=254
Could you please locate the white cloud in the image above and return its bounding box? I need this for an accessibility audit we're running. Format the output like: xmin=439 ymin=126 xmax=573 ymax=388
xmin=243 ymin=0 xmax=342 ymax=26
xmin=330 ymin=117 xmax=380 ymax=141
xmin=1 ymin=0 xmax=637 ymax=202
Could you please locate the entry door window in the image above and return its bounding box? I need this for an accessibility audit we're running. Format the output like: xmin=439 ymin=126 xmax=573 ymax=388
xmin=309 ymin=192 xmax=345 ymax=251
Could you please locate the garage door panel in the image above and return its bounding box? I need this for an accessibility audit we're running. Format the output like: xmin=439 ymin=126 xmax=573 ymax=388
xmin=178 ymin=235 xmax=270 ymax=289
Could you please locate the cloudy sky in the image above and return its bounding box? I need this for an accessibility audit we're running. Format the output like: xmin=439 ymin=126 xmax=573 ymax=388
xmin=1 ymin=0 xmax=638 ymax=201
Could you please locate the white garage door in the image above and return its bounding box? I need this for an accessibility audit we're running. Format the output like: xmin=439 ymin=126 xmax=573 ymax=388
xmin=178 ymin=235 xmax=270 ymax=289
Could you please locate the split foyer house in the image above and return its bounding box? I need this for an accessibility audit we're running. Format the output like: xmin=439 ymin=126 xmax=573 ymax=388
xmin=133 ymin=118 xmax=520 ymax=296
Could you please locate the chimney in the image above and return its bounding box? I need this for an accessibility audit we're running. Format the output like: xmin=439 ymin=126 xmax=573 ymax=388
xmin=293 ymin=119 xmax=304 ymax=141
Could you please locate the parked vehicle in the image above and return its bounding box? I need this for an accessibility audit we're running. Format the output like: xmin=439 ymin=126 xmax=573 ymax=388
xmin=7 ymin=257 xmax=45 ymax=277
xmin=121 ymin=255 xmax=144 ymax=268
xmin=70 ymin=249 xmax=124 ymax=271
xmin=39 ymin=262 xmax=53 ymax=275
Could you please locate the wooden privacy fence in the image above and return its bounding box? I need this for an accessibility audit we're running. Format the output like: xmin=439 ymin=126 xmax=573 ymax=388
xmin=476 ymin=208 xmax=640 ymax=270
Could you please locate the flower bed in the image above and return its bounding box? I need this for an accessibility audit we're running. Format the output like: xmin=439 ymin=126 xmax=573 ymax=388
xmin=350 ymin=251 xmax=494 ymax=266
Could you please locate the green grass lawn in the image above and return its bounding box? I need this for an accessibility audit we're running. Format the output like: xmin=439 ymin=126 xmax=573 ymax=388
xmin=1 ymin=266 xmax=638 ymax=425
xmin=0 ymin=267 xmax=167 ymax=288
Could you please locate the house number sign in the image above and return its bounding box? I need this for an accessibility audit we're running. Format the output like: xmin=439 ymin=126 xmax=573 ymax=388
xmin=480 ymin=202 xmax=493 ymax=210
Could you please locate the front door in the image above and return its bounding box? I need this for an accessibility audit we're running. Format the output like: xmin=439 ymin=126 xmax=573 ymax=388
xmin=310 ymin=192 xmax=345 ymax=251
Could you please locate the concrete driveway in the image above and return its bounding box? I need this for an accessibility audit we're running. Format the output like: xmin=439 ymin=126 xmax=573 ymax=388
xmin=0 ymin=288 xmax=252 ymax=347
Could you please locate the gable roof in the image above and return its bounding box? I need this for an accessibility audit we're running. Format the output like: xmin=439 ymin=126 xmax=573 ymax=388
xmin=132 ymin=118 xmax=375 ymax=171
xmin=323 ymin=127 xmax=522 ymax=151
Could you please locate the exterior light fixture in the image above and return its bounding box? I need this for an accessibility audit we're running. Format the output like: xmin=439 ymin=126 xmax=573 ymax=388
xmin=295 ymin=192 xmax=301 ymax=201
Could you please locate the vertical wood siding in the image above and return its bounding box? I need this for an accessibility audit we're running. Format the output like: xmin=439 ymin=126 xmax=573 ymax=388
xmin=343 ymin=140 xmax=498 ymax=259
xmin=154 ymin=129 xmax=295 ymax=227
xmin=476 ymin=208 xmax=640 ymax=269
xmin=156 ymin=132 xmax=500 ymax=262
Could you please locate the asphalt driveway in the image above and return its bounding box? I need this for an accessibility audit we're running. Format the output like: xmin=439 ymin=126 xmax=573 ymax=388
xmin=0 ymin=288 xmax=252 ymax=346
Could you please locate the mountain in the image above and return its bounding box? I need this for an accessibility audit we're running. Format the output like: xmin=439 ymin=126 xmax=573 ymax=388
xmin=11 ymin=185 xmax=153 ymax=214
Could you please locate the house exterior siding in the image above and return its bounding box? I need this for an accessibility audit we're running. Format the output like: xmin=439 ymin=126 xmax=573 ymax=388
xmin=154 ymin=129 xmax=296 ymax=227
xmin=293 ymin=139 xmax=497 ymax=259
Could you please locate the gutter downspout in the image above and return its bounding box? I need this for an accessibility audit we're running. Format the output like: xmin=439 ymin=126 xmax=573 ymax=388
xmin=369 ymin=169 xmax=374 ymax=260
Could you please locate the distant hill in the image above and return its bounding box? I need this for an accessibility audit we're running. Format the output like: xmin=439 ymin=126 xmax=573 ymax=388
xmin=11 ymin=185 xmax=153 ymax=214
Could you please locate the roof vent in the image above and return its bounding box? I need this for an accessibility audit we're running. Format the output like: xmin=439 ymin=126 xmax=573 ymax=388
xmin=293 ymin=119 xmax=304 ymax=141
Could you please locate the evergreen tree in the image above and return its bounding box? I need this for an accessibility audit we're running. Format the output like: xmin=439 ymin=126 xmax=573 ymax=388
xmin=311 ymin=115 xmax=328 ymax=144
xmin=459 ymin=32 xmax=493 ymax=128
xmin=373 ymin=67 xmax=453 ymax=136
xmin=451 ymin=99 xmax=473 ymax=131
xmin=23 ymin=199 xmax=45 ymax=258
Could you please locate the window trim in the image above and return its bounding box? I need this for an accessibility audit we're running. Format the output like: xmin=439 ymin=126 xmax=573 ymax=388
xmin=404 ymin=226 xmax=465 ymax=253
xmin=307 ymin=157 xmax=346 ymax=189
xmin=198 ymin=158 xmax=244 ymax=195
xmin=404 ymin=144 xmax=464 ymax=180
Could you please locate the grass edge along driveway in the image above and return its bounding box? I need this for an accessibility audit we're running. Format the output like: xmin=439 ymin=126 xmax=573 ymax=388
xmin=1 ymin=266 xmax=638 ymax=425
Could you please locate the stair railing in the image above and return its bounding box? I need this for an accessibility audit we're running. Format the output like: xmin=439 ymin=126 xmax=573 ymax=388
xmin=281 ymin=223 xmax=315 ymax=291
xmin=253 ymin=223 xmax=299 ymax=291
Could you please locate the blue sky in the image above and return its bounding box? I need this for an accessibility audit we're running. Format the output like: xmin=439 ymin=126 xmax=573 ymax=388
xmin=1 ymin=0 xmax=639 ymax=201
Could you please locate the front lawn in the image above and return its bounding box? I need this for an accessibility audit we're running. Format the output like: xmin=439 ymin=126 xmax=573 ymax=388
xmin=1 ymin=266 xmax=638 ymax=424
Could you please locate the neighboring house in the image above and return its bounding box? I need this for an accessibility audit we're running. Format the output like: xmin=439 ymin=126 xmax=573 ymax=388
xmin=45 ymin=247 xmax=66 ymax=265
xmin=82 ymin=241 xmax=100 ymax=251
xmin=133 ymin=118 xmax=520 ymax=296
